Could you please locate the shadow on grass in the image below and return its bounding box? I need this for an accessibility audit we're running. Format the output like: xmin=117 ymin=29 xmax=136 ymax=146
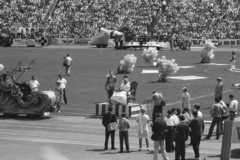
xmin=87 ymin=115 xmax=102 ymax=119
xmin=100 ymin=152 xmax=120 ymax=155
xmin=202 ymin=107 xmax=211 ymax=110
xmin=208 ymin=154 xmax=220 ymax=158
xmin=85 ymin=149 xmax=105 ymax=152
xmin=207 ymin=148 xmax=240 ymax=159
xmin=135 ymin=65 xmax=153 ymax=68
xmin=148 ymin=80 xmax=172 ymax=84
xmin=231 ymin=148 xmax=240 ymax=159
xmin=0 ymin=115 xmax=51 ymax=121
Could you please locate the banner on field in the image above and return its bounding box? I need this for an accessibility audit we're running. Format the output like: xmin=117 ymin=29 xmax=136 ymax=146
xmin=12 ymin=39 xmax=40 ymax=46
xmin=74 ymin=38 xmax=90 ymax=45
xmin=59 ymin=38 xmax=74 ymax=44
xmin=192 ymin=39 xmax=240 ymax=46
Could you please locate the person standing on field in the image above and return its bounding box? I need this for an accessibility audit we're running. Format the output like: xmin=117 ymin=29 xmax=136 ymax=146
xmin=181 ymin=87 xmax=191 ymax=110
xmin=63 ymin=54 xmax=73 ymax=76
xmin=215 ymin=77 xmax=223 ymax=99
xmin=57 ymin=74 xmax=68 ymax=105
xmin=136 ymin=106 xmax=150 ymax=151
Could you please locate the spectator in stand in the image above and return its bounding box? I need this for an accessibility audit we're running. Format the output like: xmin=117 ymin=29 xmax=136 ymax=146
xmin=1 ymin=0 xmax=240 ymax=40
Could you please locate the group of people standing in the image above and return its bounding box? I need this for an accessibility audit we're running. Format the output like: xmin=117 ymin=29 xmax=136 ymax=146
xmin=26 ymin=54 xmax=73 ymax=111
xmin=101 ymin=101 xmax=205 ymax=160
xmin=101 ymin=73 xmax=239 ymax=160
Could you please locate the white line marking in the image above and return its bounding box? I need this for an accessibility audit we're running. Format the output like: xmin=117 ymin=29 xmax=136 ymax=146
xmin=166 ymin=89 xmax=233 ymax=106
xmin=168 ymin=76 xmax=208 ymax=80
xmin=201 ymin=63 xmax=230 ymax=66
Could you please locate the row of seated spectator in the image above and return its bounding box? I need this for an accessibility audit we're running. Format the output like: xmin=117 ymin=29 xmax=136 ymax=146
xmin=0 ymin=0 xmax=240 ymax=39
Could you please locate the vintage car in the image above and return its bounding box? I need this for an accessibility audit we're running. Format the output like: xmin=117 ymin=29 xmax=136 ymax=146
xmin=0 ymin=66 xmax=61 ymax=117
xmin=89 ymin=27 xmax=134 ymax=48
xmin=89 ymin=31 xmax=109 ymax=48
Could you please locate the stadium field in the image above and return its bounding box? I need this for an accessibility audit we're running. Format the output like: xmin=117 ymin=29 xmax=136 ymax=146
xmin=0 ymin=46 xmax=240 ymax=121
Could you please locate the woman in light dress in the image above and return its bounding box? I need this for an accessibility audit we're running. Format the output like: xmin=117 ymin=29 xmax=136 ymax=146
xmin=136 ymin=106 xmax=150 ymax=151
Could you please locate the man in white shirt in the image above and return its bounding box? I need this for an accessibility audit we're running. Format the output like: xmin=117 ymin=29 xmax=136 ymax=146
xmin=171 ymin=108 xmax=180 ymax=125
xmin=57 ymin=74 xmax=68 ymax=105
xmin=63 ymin=54 xmax=73 ymax=76
xmin=228 ymin=94 xmax=238 ymax=121
xmin=28 ymin=76 xmax=40 ymax=92
xmin=119 ymin=78 xmax=130 ymax=92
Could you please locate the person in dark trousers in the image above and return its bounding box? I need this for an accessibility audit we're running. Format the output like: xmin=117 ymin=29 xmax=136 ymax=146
xmin=118 ymin=112 xmax=130 ymax=153
xmin=146 ymin=91 xmax=165 ymax=122
xmin=151 ymin=112 xmax=169 ymax=160
xmin=189 ymin=109 xmax=205 ymax=160
xmin=102 ymin=106 xmax=117 ymax=150
xmin=205 ymin=97 xmax=222 ymax=140
xmin=105 ymin=70 xmax=117 ymax=102
xmin=57 ymin=74 xmax=68 ymax=105
xmin=175 ymin=115 xmax=189 ymax=160
xmin=164 ymin=109 xmax=175 ymax=153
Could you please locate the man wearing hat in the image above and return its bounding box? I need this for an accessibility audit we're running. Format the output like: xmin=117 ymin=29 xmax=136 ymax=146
xmin=181 ymin=87 xmax=191 ymax=110
xmin=118 ymin=112 xmax=130 ymax=153
xmin=215 ymin=77 xmax=223 ymax=100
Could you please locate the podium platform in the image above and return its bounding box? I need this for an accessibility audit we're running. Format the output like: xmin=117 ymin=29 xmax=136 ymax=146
xmin=95 ymin=102 xmax=140 ymax=117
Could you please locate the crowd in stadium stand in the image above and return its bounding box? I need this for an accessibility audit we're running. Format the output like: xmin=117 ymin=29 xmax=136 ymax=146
xmin=0 ymin=0 xmax=240 ymax=39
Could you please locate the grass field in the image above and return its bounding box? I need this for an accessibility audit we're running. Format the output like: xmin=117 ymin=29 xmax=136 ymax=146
xmin=0 ymin=46 xmax=240 ymax=120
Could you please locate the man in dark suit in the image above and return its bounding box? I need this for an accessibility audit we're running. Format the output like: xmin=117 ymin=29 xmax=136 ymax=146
xmin=205 ymin=97 xmax=222 ymax=139
xmin=175 ymin=115 xmax=189 ymax=160
xmin=102 ymin=106 xmax=117 ymax=150
xmin=151 ymin=112 xmax=169 ymax=160
xmin=189 ymin=109 xmax=205 ymax=160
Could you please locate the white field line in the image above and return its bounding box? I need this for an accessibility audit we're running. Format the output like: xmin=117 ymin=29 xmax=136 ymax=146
xmin=166 ymin=89 xmax=233 ymax=106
